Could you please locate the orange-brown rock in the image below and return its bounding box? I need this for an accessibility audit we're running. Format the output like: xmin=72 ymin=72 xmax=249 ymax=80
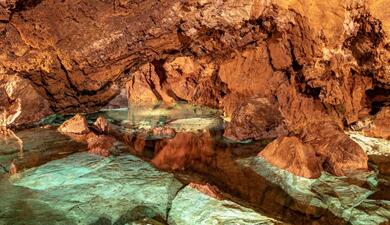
xmin=1 ymin=0 xmax=389 ymax=178
xmin=224 ymin=97 xmax=288 ymax=141
xmin=300 ymin=122 xmax=369 ymax=176
xmin=58 ymin=114 xmax=90 ymax=136
xmin=126 ymin=63 xmax=175 ymax=106
xmin=189 ymin=183 xmax=224 ymax=200
xmin=86 ymin=132 xmax=115 ymax=157
xmin=93 ymin=115 xmax=110 ymax=133
xmin=0 ymin=74 xmax=52 ymax=127
xmin=58 ymin=114 xmax=116 ymax=157
xmin=259 ymin=136 xmax=322 ymax=179
xmin=259 ymin=121 xmax=369 ymax=178
xmin=363 ymin=107 xmax=390 ymax=140
xmin=151 ymin=126 xmax=176 ymax=139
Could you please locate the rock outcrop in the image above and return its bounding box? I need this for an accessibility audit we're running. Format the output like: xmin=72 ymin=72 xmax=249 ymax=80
xmin=259 ymin=136 xmax=322 ymax=179
xmin=58 ymin=114 xmax=116 ymax=157
xmin=0 ymin=74 xmax=52 ymax=127
xmin=363 ymin=107 xmax=390 ymax=139
xmin=1 ymin=0 xmax=389 ymax=176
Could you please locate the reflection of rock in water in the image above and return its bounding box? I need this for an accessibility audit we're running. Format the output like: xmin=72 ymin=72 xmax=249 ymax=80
xmin=0 ymin=127 xmax=24 ymax=159
xmin=131 ymin=131 xmax=344 ymax=225
xmin=0 ymin=127 xmax=87 ymax=175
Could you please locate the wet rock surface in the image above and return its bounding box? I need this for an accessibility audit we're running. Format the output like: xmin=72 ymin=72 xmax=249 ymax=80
xmin=5 ymin=153 xmax=183 ymax=225
xmin=168 ymin=186 xmax=281 ymax=225
xmin=0 ymin=74 xmax=52 ymax=127
xmin=0 ymin=107 xmax=389 ymax=224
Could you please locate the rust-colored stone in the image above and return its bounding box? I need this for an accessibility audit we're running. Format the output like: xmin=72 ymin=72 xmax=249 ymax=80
xmin=259 ymin=136 xmax=322 ymax=179
xmin=363 ymin=107 xmax=390 ymax=140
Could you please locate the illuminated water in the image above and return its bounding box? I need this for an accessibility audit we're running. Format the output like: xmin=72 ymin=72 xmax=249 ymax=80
xmin=0 ymin=104 xmax=389 ymax=225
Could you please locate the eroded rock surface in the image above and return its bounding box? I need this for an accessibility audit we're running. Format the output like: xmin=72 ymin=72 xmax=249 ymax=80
xmin=363 ymin=107 xmax=390 ymax=140
xmin=1 ymin=0 xmax=389 ymax=177
xmin=259 ymin=136 xmax=322 ymax=179
xmin=58 ymin=114 xmax=118 ymax=157
xmin=0 ymin=74 xmax=52 ymax=127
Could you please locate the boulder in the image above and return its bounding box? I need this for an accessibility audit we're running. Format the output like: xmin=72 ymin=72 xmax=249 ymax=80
xmin=301 ymin=122 xmax=369 ymax=176
xmin=93 ymin=115 xmax=110 ymax=133
xmin=259 ymin=136 xmax=322 ymax=179
xmin=57 ymin=114 xmax=90 ymax=136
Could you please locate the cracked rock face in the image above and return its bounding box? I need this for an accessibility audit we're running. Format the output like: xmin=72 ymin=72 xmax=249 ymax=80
xmin=0 ymin=0 xmax=389 ymax=176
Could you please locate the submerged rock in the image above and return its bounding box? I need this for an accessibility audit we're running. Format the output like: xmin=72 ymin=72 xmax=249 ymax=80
xmin=238 ymin=157 xmax=390 ymax=225
xmin=9 ymin=153 xmax=183 ymax=225
xmin=168 ymin=185 xmax=281 ymax=225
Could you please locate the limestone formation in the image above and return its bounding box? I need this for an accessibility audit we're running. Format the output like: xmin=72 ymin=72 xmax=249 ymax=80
xmin=0 ymin=0 xmax=389 ymax=177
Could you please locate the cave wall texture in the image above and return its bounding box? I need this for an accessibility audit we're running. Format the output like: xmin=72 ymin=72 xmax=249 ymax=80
xmin=0 ymin=0 xmax=389 ymax=176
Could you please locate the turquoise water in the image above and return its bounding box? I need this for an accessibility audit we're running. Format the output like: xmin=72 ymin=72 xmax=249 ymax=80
xmin=0 ymin=105 xmax=389 ymax=225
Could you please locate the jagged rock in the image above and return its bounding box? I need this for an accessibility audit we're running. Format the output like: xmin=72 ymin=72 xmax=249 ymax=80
xmin=224 ymin=97 xmax=288 ymax=141
xmin=259 ymin=136 xmax=322 ymax=179
xmin=188 ymin=183 xmax=224 ymax=200
xmin=6 ymin=153 xmax=183 ymax=225
xmin=363 ymin=107 xmax=390 ymax=140
xmin=168 ymin=186 xmax=281 ymax=225
xmin=127 ymin=63 xmax=174 ymax=106
xmin=93 ymin=115 xmax=110 ymax=133
xmin=57 ymin=114 xmax=90 ymax=136
xmin=0 ymin=74 xmax=52 ymax=127
xmin=150 ymin=126 xmax=176 ymax=139
xmin=0 ymin=0 xmax=389 ymax=177
xmin=300 ymin=122 xmax=369 ymax=176
xmin=58 ymin=114 xmax=117 ymax=156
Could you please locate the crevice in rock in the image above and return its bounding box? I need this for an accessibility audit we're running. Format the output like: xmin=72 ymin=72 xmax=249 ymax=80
xmin=165 ymin=182 xmax=187 ymax=222
xmin=0 ymin=163 xmax=9 ymax=173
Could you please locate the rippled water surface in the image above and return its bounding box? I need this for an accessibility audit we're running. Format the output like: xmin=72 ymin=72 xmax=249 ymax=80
xmin=0 ymin=104 xmax=389 ymax=225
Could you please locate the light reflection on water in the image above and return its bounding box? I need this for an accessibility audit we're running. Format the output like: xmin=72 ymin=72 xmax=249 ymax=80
xmin=0 ymin=104 xmax=389 ymax=225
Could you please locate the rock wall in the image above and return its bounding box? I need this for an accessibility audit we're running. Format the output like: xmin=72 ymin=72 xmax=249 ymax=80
xmin=0 ymin=0 xmax=389 ymax=175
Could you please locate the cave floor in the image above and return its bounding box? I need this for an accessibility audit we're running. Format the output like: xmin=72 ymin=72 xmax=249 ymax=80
xmin=0 ymin=104 xmax=389 ymax=225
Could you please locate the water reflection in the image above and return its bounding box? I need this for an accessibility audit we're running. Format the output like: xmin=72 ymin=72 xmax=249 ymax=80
xmin=122 ymin=130 xmax=344 ymax=224
xmin=0 ymin=127 xmax=87 ymax=175
xmin=0 ymin=127 xmax=24 ymax=159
